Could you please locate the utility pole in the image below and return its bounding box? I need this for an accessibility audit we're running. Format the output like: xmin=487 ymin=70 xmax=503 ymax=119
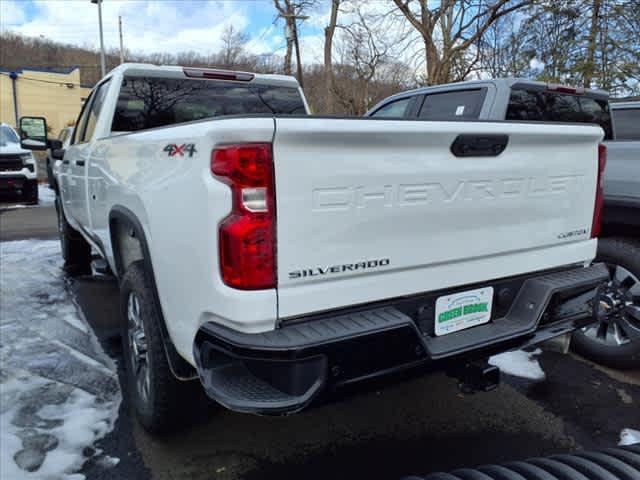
xmin=118 ymin=16 xmax=124 ymax=64
xmin=9 ymin=71 xmax=19 ymax=127
xmin=279 ymin=12 xmax=309 ymax=88
xmin=91 ymin=0 xmax=106 ymax=77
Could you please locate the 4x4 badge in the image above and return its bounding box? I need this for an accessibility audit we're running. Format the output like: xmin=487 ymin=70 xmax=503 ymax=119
xmin=163 ymin=143 xmax=197 ymax=157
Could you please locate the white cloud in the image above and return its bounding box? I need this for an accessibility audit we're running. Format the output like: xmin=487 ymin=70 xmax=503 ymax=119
xmin=2 ymin=0 xmax=254 ymax=56
xmin=0 ymin=0 xmax=406 ymax=71
xmin=0 ymin=0 xmax=26 ymax=26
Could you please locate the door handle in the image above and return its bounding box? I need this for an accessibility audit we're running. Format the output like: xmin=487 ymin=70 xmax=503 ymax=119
xmin=75 ymin=160 xmax=86 ymax=166
xmin=62 ymin=160 xmax=70 ymax=164
xmin=450 ymin=134 xmax=509 ymax=157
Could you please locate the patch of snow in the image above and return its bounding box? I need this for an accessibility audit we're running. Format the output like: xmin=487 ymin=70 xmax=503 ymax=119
xmin=0 ymin=203 xmax=27 ymax=211
xmin=619 ymin=428 xmax=640 ymax=446
xmin=61 ymin=312 xmax=89 ymax=334
xmin=0 ymin=240 xmax=120 ymax=479
xmin=95 ymin=455 xmax=120 ymax=469
xmin=489 ymin=349 xmax=546 ymax=381
xmin=38 ymin=184 xmax=56 ymax=206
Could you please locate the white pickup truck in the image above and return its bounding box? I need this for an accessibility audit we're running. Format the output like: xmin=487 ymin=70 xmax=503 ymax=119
xmin=20 ymin=64 xmax=609 ymax=432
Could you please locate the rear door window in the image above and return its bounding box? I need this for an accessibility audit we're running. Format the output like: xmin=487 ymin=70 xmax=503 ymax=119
xmin=418 ymin=89 xmax=486 ymax=120
xmin=506 ymin=88 xmax=613 ymax=139
xmin=71 ymin=90 xmax=94 ymax=145
xmin=370 ymin=97 xmax=413 ymax=118
xmin=82 ymin=80 xmax=111 ymax=142
xmin=612 ymin=108 xmax=640 ymax=140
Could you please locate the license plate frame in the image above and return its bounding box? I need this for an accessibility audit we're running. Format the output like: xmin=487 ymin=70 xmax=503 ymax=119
xmin=434 ymin=286 xmax=494 ymax=336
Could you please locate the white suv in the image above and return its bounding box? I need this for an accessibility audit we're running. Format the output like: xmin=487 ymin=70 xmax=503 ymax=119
xmin=0 ymin=123 xmax=38 ymax=204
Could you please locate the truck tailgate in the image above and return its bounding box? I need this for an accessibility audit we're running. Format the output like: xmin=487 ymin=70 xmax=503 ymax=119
xmin=273 ymin=118 xmax=602 ymax=319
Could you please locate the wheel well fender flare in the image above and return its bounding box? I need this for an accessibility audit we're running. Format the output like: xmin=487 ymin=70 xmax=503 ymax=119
xmin=109 ymin=205 xmax=197 ymax=380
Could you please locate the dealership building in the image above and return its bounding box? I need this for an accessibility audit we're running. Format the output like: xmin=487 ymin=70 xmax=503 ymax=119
xmin=0 ymin=66 xmax=92 ymax=136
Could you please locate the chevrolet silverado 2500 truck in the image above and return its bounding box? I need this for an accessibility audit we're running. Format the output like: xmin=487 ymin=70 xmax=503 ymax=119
xmin=0 ymin=122 xmax=38 ymax=204
xmin=20 ymin=64 xmax=609 ymax=432
xmin=368 ymin=79 xmax=640 ymax=369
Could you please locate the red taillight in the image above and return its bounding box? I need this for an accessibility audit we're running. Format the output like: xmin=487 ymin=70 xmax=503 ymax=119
xmin=591 ymin=143 xmax=607 ymax=238
xmin=212 ymin=143 xmax=276 ymax=290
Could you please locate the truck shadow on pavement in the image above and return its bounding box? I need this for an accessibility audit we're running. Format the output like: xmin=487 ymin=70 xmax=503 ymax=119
xmin=71 ymin=272 xmax=640 ymax=480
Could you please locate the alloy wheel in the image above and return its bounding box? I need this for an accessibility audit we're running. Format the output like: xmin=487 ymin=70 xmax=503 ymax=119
xmin=127 ymin=292 xmax=151 ymax=403
xmin=582 ymin=264 xmax=640 ymax=346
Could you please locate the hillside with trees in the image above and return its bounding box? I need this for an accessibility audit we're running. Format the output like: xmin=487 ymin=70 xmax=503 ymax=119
xmin=1 ymin=0 xmax=638 ymax=114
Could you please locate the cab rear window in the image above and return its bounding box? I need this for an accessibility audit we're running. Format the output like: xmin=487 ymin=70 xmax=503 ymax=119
xmin=506 ymin=88 xmax=612 ymax=139
xmin=111 ymin=76 xmax=306 ymax=132
xmin=612 ymin=108 xmax=640 ymax=140
xmin=418 ymin=89 xmax=486 ymax=120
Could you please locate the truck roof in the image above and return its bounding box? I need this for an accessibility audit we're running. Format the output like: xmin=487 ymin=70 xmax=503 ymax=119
xmin=610 ymin=100 xmax=639 ymax=109
xmin=103 ymin=63 xmax=300 ymax=88
xmin=376 ymin=77 xmax=609 ymax=106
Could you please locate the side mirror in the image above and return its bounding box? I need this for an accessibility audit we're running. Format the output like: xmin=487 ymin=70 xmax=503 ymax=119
xmin=19 ymin=116 xmax=48 ymax=151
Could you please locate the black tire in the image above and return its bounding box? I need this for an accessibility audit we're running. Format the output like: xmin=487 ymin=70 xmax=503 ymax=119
xmin=55 ymin=197 xmax=91 ymax=274
xmin=23 ymin=179 xmax=38 ymax=205
xmin=572 ymin=237 xmax=640 ymax=370
xmin=120 ymin=261 xmax=186 ymax=433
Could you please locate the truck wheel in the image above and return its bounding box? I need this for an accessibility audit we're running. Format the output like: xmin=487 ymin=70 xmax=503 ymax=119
xmin=55 ymin=197 xmax=91 ymax=274
xmin=23 ymin=180 xmax=38 ymax=205
xmin=572 ymin=237 xmax=640 ymax=369
xmin=120 ymin=261 xmax=185 ymax=433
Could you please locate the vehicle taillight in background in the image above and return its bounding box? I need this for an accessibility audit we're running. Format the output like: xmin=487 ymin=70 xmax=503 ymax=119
xmin=211 ymin=143 xmax=276 ymax=290
xmin=591 ymin=143 xmax=607 ymax=238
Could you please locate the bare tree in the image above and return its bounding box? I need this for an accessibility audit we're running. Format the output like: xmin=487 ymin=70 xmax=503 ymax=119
xmin=219 ymin=25 xmax=249 ymax=69
xmin=333 ymin=7 xmax=391 ymax=115
xmin=478 ymin=11 xmax=529 ymax=78
xmin=392 ymin=0 xmax=530 ymax=84
xmin=582 ymin=0 xmax=602 ymax=88
xmin=324 ymin=0 xmax=341 ymax=113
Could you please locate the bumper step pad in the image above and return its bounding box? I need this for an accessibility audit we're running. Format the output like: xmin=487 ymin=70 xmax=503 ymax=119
xmin=194 ymin=307 xmax=414 ymax=414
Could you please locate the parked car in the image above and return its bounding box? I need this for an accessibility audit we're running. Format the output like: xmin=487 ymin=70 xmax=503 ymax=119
xmin=0 ymin=122 xmax=38 ymax=204
xmin=572 ymin=101 xmax=640 ymax=369
xmin=21 ymin=64 xmax=608 ymax=433
xmin=367 ymin=80 xmax=639 ymax=369
xmin=46 ymin=126 xmax=74 ymax=190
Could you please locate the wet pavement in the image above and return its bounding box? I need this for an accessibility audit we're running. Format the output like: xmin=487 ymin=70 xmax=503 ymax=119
xmin=3 ymin=200 xmax=640 ymax=480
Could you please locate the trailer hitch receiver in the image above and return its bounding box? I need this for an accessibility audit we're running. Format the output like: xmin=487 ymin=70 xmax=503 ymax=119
xmin=450 ymin=360 xmax=500 ymax=394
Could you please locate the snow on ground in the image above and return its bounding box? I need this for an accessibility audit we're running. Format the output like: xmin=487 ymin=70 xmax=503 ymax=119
xmin=0 ymin=240 xmax=121 ymax=479
xmin=489 ymin=349 xmax=546 ymax=381
xmin=38 ymin=185 xmax=56 ymax=206
xmin=619 ymin=428 xmax=640 ymax=446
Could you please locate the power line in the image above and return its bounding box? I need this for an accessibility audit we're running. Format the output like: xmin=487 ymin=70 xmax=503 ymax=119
xmin=0 ymin=71 xmax=86 ymax=87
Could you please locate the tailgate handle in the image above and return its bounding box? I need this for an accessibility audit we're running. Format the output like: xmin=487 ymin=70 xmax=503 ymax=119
xmin=75 ymin=160 xmax=85 ymax=166
xmin=450 ymin=134 xmax=508 ymax=157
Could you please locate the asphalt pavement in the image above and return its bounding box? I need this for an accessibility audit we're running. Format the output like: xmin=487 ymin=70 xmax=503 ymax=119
xmin=2 ymin=202 xmax=639 ymax=480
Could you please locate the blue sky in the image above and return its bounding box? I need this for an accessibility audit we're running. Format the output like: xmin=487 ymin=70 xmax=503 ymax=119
xmin=0 ymin=0 xmax=329 ymax=61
